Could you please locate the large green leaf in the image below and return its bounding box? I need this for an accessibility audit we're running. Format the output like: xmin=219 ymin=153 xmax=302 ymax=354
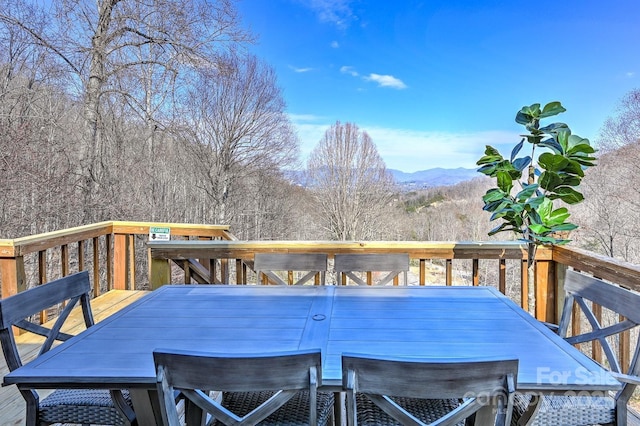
xmin=560 ymin=175 xmax=581 ymax=187
xmin=539 ymin=101 xmax=566 ymax=118
xmin=512 ymin=156 xmax=531 ymax=172
xmin=537 ymin=137 xmax=563 ymax=154
xmin=477 ymin=164 xmax=498 ymax=176
xmin=482 ymin=189 xmax=506 ymax=203
xmin=477 ymin=146 xmax=503 ymax=167
xmin=538 ymin=153 xmax=569 ymax=172
xmin=545 ymin=207 xmax=570 ymax=226
xmin=555 ymin=129 xmax=571 ymax=153
xmin=497 ymin=171 xmax=513 ymax=194
xmin=539 ymin=122 xmax=569 ymax=133
xmin=488 ymin=223 xmax=512 ymax=236
xmin=551 ymin=187 xmax=584 ymax=204
xmin=511 ymin=139 xmax=524 ymax=162
xmin=516 ymin=184 xmax=538 ymax=202
xmin=560 ymin=159 xmax=584 ymax=177
xmin=526 ymin=196 xmax=546 ymax=210
xmin=550 ymin=223 xmax=578 ymax=232
xmin=529 ymin=223 xmax=550 ymax=234
xmin=516 ymin=103 xmax=541 ymax=125
xmin=539 ymin=171 xmax=562 ymax=191
xmin=537 ymin=198 xmax=553 ymax=222
xmin=567 ymin=142 xmax=596 ymax=156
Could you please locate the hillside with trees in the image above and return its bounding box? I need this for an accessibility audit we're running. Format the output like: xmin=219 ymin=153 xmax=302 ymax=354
xmin=1 ymin=0 xmax=639 ymax=269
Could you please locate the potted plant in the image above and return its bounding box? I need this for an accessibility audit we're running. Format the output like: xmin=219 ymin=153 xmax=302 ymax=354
xmin=476 ymin=101 xmax=596 ymax=314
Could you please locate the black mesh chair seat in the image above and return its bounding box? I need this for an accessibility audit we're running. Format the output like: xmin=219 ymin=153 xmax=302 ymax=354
xmin=512 ymin=393 xmax=615 ymax=426
xmin=353 ymin=394 xmax=463 ymax=426
xmin=40 ymin=389 xmax=133 ymax=426
xmin=218 ymin=390 xmax=334 ymax=426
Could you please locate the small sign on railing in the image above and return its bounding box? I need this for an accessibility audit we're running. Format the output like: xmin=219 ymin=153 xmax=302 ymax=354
xmin=149 ymin=226 xmax=170 ymax=241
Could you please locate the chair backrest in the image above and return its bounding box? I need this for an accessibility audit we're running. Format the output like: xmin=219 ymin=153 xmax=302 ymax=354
xmin=558 ymin=270 xmax=640 ymax=410
xmin=0 ymin=271 xmax=94 ymax=372
xmin=154 ymin=348 xmax=323 ymax=426
xmin=342 ymin=353 xmax=518 ymax=426
xmin=334 ymin=253 xmax=409 ymax=285
xmin=254 ymin=253 xmax=328 ymax=285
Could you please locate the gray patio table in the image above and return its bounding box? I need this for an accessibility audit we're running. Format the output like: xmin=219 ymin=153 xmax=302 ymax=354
xmin=3 ymin=284 xmax=621 ymax=425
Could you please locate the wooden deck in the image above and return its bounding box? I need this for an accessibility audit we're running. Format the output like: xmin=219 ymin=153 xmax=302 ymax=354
xmin=2 ymin=288 xmax=640 ymax=426
xmin=0 ymin=289 xmax=150 ymax=426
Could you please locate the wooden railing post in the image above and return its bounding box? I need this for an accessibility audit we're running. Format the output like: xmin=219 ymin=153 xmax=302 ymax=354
xmin=113 ymin=234 xmax=128 ymax=290
xmin=148 ymin=249 xmax=171 ymax=290
xmin=535 ymin=259 xmax=557 ymax=323
xmin=0 ymin=256 xmax=26 ymax=299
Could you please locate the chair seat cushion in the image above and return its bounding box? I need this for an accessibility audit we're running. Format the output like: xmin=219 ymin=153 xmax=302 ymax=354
xmin=218 ymin=390 xmax=334 ymax=426
xmin=354 ymin=393 xmax=463 ymax=426
xmin=39 ymin=388 xmax=132 ymax=426
xmin=512 ymin=393 xmax=615 ymax=426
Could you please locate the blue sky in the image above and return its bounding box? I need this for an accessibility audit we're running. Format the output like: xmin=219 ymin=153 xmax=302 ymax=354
xmin=237 ymin=0 xmax=640 ymax=172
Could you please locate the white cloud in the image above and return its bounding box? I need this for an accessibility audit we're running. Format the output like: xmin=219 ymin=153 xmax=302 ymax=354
xmin=626 ymin=71 xmax=636 ymax=78
xmin=340 ymin=66 xmax=359 ymax=77
xmin=331 ymin=40 xmax=340 ymax=48
xmin=289 ymin=65 xmax=313 ymax=73
xmin=341 ymin=67 xmax=407 ymax=90
xmin=363 ymin=73 xmax=407 ymax=90
xmin=296 ymin=0 xmax=356 ymax=29
xmin=288 ymin=114 xmax=518 ymax=172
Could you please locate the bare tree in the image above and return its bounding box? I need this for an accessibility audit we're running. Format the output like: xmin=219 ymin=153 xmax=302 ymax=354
xmin=306 ymin=121 xmax=396 ymax=240
xmin=0 ymin=0 xmax=251 ymax=221
xmin=599 ymin=89 xmax=640 ymax=151
xmin=181 ymin=52 xmax=299 ymax=225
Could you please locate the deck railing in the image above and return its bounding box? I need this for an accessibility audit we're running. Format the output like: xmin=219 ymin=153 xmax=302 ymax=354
xmin=2 ymin=221 xmax=640 ymax=371
xmin=0 ymin=221 xmax=234 ymax=301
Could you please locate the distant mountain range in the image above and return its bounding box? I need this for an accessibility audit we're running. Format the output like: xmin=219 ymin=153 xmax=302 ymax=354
xmin=286 ymin=167 xmax=480 ymax=189
xmin=389 ymin=167 xmax=479 ymax=189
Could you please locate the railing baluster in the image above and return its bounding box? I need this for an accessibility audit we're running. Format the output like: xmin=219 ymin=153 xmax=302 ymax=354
xmin=61 ymin=244 xmax=70 ymax=277
xmin=445 ymin=259 xmax=452 ymax=285
xmin=106 ymin=233 xmax=113 ymax=291
xmin=621 ymin=314 xmax=630 ymax=373
xmin=183 ymin=260 xmax=191 ymax=284
xmin=592 ymin=303 xmax=603 ymax=363
xmin=499 ymin=259 xmax=506 ymax=294
xmin=78 ymin=240 xmax=85 ymax=272
xmin=38 ymin=250 xmax=47 ymax=324
xmin=128 ymin=234 xmax=135 ymax=290
xmin=235 ymin=259 xmax=243 ymax=284
xmin=92 ymin=237 xmax=100 ymax=296
xmin=472 ymin=259 xmax=479 ymax=286
xmin=209 ymin=259 xmax=217 ymax=284
xmin=521 ymin=260 xmax=528 ymax=310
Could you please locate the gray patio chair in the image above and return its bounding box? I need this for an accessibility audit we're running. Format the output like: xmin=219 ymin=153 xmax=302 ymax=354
xmin=0 ymin=271 xmax=135 ymax=426
xmin=342 ymin=353 xmax=518 ymax=426
xmin=334 ymin=253 xmax=409 ymax=285
xmin=153 ymin=348 xmax=334 ymax=426
xmin=512 ymin=269 xmax=640 ymax=425
xmin=255 ymin=253 xmax=328 ymax=285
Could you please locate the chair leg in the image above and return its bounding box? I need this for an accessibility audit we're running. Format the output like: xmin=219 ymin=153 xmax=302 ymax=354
xmin=333 ymin=391 xmax=343 ymax=426
xmin=22 ymin=390 xmax=39 ymax=426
